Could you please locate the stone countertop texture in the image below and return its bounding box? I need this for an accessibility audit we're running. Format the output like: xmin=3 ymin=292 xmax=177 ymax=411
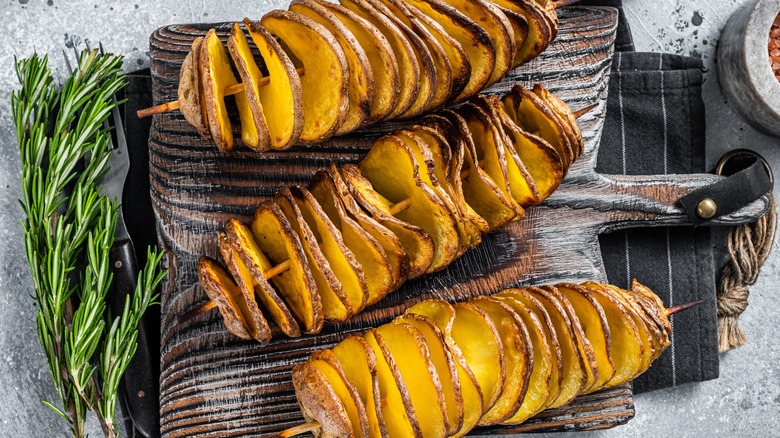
xmin=0 ymin=0 xmax=778 ymax=436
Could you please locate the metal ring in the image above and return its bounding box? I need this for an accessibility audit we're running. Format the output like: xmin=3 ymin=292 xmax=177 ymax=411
xmin=715 ymin=148 xmax=773 ymax=184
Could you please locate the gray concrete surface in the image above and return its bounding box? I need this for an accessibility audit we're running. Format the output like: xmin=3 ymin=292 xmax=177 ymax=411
xmin=0 ymin=0 xmax=778 ymax=436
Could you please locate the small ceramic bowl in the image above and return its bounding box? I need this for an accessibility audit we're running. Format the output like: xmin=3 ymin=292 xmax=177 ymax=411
xmin=718 ymin=0 xmax=780 ymax=138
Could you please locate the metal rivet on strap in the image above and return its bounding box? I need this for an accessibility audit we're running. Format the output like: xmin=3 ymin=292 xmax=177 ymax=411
xmin=696 ymin=198 xmax=718 ymax=219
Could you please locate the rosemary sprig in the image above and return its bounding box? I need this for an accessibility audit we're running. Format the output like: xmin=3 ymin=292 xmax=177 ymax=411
xmin=13 ymin=51 xmax=167 ymax=438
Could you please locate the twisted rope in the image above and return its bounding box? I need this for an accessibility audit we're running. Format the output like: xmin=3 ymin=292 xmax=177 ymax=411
xmin=717 ymin=194 xmax=777 ymax=352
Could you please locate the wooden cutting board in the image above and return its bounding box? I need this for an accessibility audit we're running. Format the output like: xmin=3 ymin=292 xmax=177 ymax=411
xmin=148 ymin=7 xmax=769 ymax=437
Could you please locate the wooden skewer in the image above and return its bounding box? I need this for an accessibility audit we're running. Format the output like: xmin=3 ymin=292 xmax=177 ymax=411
xmin=665 ymin=300 xmax=704 ymax=316
xmin=277 ymin=421 xmax=320 ymax=438
xmin=572 ymin=103 xmax=598 ymax=119
xmin=555 ymin=0 xmax=583 ymax=9
xmin=136 ymin=67 xmax=306 ymax=118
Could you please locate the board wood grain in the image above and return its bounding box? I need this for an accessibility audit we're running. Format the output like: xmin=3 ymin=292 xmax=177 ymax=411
xmin=149 ymin=6 xmax=770 ymax=437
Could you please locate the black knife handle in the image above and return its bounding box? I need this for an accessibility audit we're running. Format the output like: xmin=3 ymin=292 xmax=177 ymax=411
xmin=109 ymin=239 xmax=160 ymax=438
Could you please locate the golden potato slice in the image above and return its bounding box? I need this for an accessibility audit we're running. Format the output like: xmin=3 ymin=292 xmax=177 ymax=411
xmin=216 ymin=232 xmax=272 ymax=343
xmin=441 ymin=110 xmax=522 ymax=229
xmin=197 ymin=256 xmax=251 ymax=339
xmin=394 ymin=313 xmax=463 ymax=436
xmin=363 ymin=329 xmax=423 ymax=437
xmin=579 ymin=282 xmax=644 ymax=388
xmin=291 ymin=361 xmax=354 ymax=438
xmin=275 ymin=188 xmax=356 ymax=322
xmin=326 ymin=163 xmax=410 ymax=287
xmin=557 ymin=283 xmax=616 ymax=392
xmin=290 ymin=0 xmax=374 ymax=133
xmin=471 ymin=95 xmax=541 ymax=207
xmin=599 ymin=284 xmax=657 ymax=376
xmin=405 ymin=300 xmax=484 ymax=436
xmin=471 ymin=297 xmax=532 ymax=426
xmin=360 ymin=135 xmax=461 ymax=272
xmin=493 ymin=294 xmax=553 ymax=424
xmin=375 ymin=323 xmax=449 ymax=438
xmin=498 ymin=6 xmax=529 ymax=68
xmin=178 ymin=37 xmax=208 ymax=139
xmin=332 ymin=336 xmax=388 ymax=437
xmin=459 ymin=103 xmax=536 ymax=209
xmin=242 ymin=18 xmax=304 ymax=149
xmin=450 ymin=302 xmax=505 ymax=412
xmin=251 ymin=201 xmax=323 ymax=334
xmin=371 ymin=0 xmax=453 ymax=110
xmin=503 ymin=84 xmax=574 ymax=168
xmin=200 ymin=29 xmax=248 ymax=152
xmin=394 ymin=129 xmax=471 ymax=256
xmin=534 ymin=84 xmax=584 ymax=159
xmin=493 ymin=96 xmax=564 ymax=200
xmin=261 ymin=10 xmax=349 ymax=142
xmin=618 ymin=282 xmax=671 ymax=352
xmin=416 ymin=116 xmax=491 ymax=238
xmin=303 ymin=180 xmax=394 ymax=308
xmin=341 ymin=164 xmax=435 ymax=278
xmin=341 ymin=0 xmax=420 ymax=118
xmin=227 ymin=23 xmax=271 ymax=151
xmin=224 ymin=218 xmax=301 ymax=337
xmin=320 ymin=1 xmax=400 ymax=123
xmin=540 ymin=285 xmax=599 ymax=392
xmin=491 ymin=0 xmax=552 ymax=66
xmin=496 ymin=288 xmax=564 ymax=410
xmin=441 ymin=0 xmax=515 ymax=85
xmin=524 ymin=286 xmax=588 ymax=407
xmin=403 ymin=0 xmax=494 ymax=101
xmin=630 ymin=279 xmax=673 ymax=341
xmin=310 ymin=349 xmax=371 ymax=437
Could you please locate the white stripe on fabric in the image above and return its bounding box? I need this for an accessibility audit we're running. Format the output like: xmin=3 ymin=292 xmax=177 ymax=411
xmin=660 ymin=54 xmax=677 ymax=387
xmin=617 ymin=53 xmax=631 ymax=287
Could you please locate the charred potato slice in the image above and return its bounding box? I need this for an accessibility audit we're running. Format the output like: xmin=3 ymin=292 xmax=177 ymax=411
xmin=471 ymin=297 xmax=532 ymax=426
xmin=451 ymin=302 xmax=505 ymax=412
xmin=242 ymin=18 xmax=304 ymax=149
xmin=290 ymin=0 xmax=374 ymax=133
xmin=224 ymin=218 xmax=301 ymax=337
xmin=332 ymin=336 xmax=388 ymax=437
xmin=275 ymin=188 xmax=357 ymax=322
xmin=310 ymin=349 xmax=371 ymax=437
xmin=403 ymin=0 xmax=494 ymax=101
xmin=491 ymin=0 xmax=553 ymax=66
xmin=363 ymin=329 xmax=423 ymax=437
xmin=359 ymin=135 xmax=460 ymax=272
xmin=600 ymin=284 xmax=657 ymax=376
xmin=534 ymin=83 xmax=584 ymax=158
xmin=178 ymin=37 xmax=209 ymax=139
xmin=557 ymin=283 xmax=616 ymax=392
xmin=494 ymin=294 xmax=554 ymax=423
xmin=200 ymin=29 xmax=249 ymax=152
xmin=341 ymin=164 xmax=435 ymax=278
xmin=217 ymin=231 xmax=273 ymax=343
xmin=197 ymin=256 xmax=251 ymax=339
xmin=441 ymin=0 xmax=515 ymax=85
xmin=261 ymin=10 xmax=349 ymax=142
xmin=251 ymin=201 xmax=324 ymax=334
xmin=227 ymin=23 xmax=271 ymax=151
xmin=320 ymin=1 xmax=400 ymax=122
xmin=405 ymin=300 xmax=484 ymax=436
xmin=291 ymin=360 xmax=355 ymax=438
xmin=374 ymin=323 xmax=450 ymax=438
xmin=341 ymin=0 xmax=420 ymax=119
xmin=579 ymin=282 xmax=644 ymax=387
xmin=395 ymin=313 xmax=464 ymax=436
xmin=308 ymin=172 xmax=395 ymax=305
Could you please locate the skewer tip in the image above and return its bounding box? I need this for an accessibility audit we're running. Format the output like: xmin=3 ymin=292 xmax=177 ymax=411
xmin=277 ymin=421 xmax=320 ymax=438
xmin=573 ymin=103 xmax=598 ymax=119
xmin=665 ymin=300 xmax=704 ymax=316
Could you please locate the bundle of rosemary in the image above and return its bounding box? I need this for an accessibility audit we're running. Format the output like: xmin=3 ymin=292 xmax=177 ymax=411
xmin=12 ymin=51 xmax=166 ymax=437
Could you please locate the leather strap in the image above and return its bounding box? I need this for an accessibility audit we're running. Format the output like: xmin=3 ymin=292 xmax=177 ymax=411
xmin=680 ymin=150 xmax=773 ymax=226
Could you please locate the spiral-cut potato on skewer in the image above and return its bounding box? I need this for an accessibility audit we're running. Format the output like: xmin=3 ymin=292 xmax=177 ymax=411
xmin=196 ymin=84 xmax=588 ymax=343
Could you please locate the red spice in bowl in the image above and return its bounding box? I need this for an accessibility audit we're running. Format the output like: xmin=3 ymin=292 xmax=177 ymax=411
xmin=772 ymin=13 xmax=780 ymax=81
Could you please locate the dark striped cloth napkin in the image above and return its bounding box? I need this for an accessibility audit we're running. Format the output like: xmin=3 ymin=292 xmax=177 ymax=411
xmin=584 ymin=0 xmax=719 ymax=393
